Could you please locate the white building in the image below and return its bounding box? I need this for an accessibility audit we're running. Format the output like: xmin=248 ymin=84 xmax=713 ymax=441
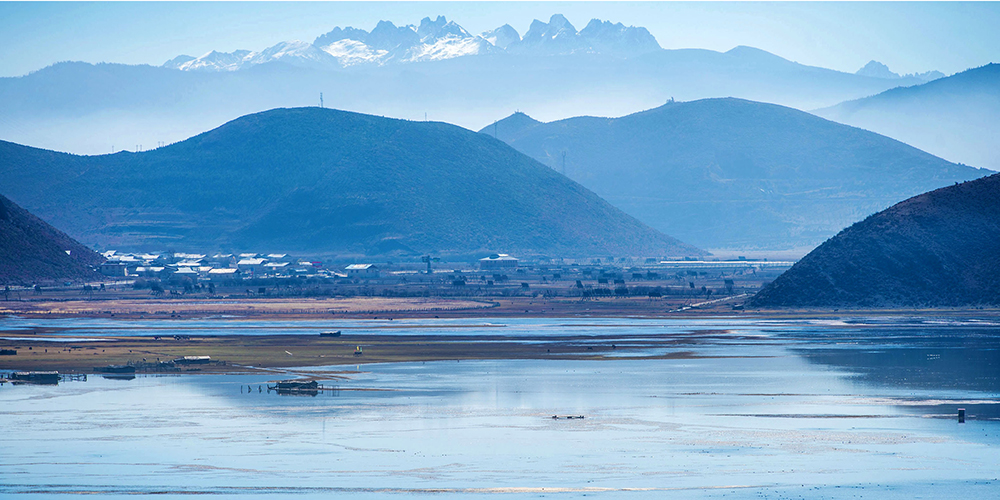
xmin=479 ymin=254 xmax=519 ymax=271
xmin=237 ymin=258 xmax=268 ymax=275
xmin=208 ymin=268 xmax=240 ymax=282
xmin=345 ymin=264 xmax=380 ymax=278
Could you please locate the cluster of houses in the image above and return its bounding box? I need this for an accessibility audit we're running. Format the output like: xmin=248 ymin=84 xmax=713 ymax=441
xmin=98 ymin=251 xmax=382 ymax=282
xmin=94 ymin=251 xmax=522 ymax=283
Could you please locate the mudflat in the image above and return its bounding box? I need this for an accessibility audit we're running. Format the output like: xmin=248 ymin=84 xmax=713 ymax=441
xmin=0 ymin=332 xmax=702 ymax=374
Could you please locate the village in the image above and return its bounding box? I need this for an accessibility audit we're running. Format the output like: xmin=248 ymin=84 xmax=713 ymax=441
xmin=80 ymin=250 xmax=794 ymax=303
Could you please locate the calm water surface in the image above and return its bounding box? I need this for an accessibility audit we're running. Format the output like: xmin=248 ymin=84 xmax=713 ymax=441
xmin=1 ymin=316 xmax=998 ymax=498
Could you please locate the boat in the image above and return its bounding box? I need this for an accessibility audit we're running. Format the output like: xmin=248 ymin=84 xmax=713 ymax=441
xmin=275 ymin=380 xmax=319 ymax=391
xmin=95 ymin=364 xmax=136 ymax=374
xmin=268 ymin=379 xmax=320 ymax=396
xmin=320 ymin=330 xmax=342 ymax=337
xmin=10 ymin=371 xmax=60 ymax=384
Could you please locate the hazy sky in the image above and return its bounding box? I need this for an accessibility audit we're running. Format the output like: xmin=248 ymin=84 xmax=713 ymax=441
xmin=1 ymin=2 xmax=998 ymax=78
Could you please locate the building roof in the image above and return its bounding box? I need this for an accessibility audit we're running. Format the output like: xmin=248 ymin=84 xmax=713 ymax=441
xmin=480 ymin=253 xmax=518 ymax=261
xmin=237 ymin=258 xmax=267 ymax=265
xmin=345 ymin=264 xmax=377 ymax=270
xmin=208 ymin=268 xmax=239 ymax=275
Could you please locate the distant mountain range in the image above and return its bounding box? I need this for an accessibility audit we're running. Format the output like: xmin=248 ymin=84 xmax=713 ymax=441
xmin=164 ymin=15 xmax=662 ymax=71
xmin=750 ymin=173 xmax=1000 ymax=308
xmin=816 ymin=63 xmax=1000 ymax=171
xmin=481 ymin=98 xmax=988 ymax=250
xmin=0 ymin=194 xmax=103 ymax=285
xmin=854 ymin=60 xmax=943 ymax=82
xmin=0 ymin=107 xmax=701 ymax=258
xmin=0 ymin=14 xmax=948 ymax=156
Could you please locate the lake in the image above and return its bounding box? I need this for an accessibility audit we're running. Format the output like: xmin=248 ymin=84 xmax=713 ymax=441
xmin=1 ymin=316 xmax=998 ymax=498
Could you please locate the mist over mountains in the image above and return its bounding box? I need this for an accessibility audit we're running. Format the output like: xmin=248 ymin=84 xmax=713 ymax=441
xmin=0 ymin=14 xmax=947 ymax=156
xmin=481 ymin=98 xmax=987 ymax=250
xmin=817 ymin=63 xmax=1000 ymax=171
xmin=0 ymin=107 xmax=700 ymax=258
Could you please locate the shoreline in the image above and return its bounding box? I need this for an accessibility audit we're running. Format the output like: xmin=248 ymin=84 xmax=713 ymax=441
xmin=4 ymin=301 xmax=999 ymax=376
xmin=2 ymin=295 xmax=998 ymax=321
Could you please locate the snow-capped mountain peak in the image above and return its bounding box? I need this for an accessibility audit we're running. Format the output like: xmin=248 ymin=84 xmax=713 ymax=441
xmin=417 ymin=16 xmax=471 ymax=42
xmin=319 ymin=39 xmax=388 ymax=67
xmin=856 ymin=60 xmax=901 ymax=79
xmin=166 ymin=49 xmax=254 ymax=72
xmin=164 ymin=14 xmax=664 ymax=72
xmin=481 ymin=24 xmax=520 ymax=50
xmin=510 ymin=14 xmax=660 ymax=57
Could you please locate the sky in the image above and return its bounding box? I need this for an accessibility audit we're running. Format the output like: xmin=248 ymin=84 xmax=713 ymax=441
xmin=0 ymin=2 xmax=998 ymax=78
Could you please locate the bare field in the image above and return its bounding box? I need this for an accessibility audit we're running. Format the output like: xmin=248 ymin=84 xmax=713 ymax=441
xmin=0 ymin=296 xmax=496 ymax=318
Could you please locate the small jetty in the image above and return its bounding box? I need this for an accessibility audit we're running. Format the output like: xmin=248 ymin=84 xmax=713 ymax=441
xmin=320 ymin=330 xmax=342 ymax=337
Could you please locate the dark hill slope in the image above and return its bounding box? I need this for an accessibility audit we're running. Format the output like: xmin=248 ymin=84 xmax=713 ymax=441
xmin=0 ymin=107 xmax=700 ymax=257
xmin=816 ymin=64 xmax=1000 ymax=171
xmin=0 ymin=194 xmax=103 ymax=285
xmin=750 ymin=174 xmax=1000 ymax=308
xmin=481 ymin=98 xmax=987 ymax=249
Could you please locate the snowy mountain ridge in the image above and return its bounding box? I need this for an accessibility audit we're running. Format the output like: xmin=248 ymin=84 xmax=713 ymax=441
xmin=855 ymin=60 xmax=945 ymax=83
xmin=163 ymin=14 xmax=661 ymax=71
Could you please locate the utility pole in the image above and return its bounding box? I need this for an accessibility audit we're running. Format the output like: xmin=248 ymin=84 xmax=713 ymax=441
xmin=320 ymin=92 xmax=324 ymax=108
xmin=421 ymin=255 xmax=438 ymax=274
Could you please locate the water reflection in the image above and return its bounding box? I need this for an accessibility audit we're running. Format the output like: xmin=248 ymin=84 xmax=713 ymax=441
xmin=1 ymin=318 xmax=999 ymax=499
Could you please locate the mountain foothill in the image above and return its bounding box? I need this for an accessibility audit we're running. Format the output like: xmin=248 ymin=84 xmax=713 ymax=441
xmin=749 ymin=173 xmax=1000 ymax=308
xmin=0 ymin=194 xmax=104 ymax=285
xmin=0 ymin=107 xmax=702 ymax=259
xmin=481 ymin=98 xmax=987 ymax=250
